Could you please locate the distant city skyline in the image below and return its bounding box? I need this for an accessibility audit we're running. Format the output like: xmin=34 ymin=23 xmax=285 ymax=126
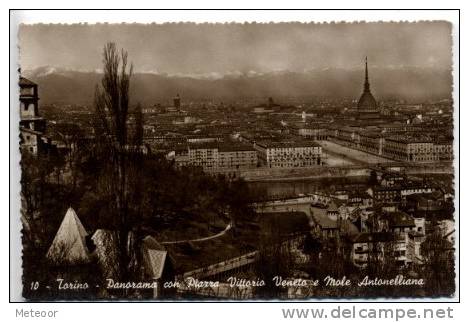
xmin=15 ymin=15 xmax=457 ymax=303
xmin=19 ymin=22 xmax=452 ymax=76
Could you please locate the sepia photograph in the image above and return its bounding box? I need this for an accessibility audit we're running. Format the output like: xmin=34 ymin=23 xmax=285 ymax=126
xmin=11 ymin=12 xmax=458 ymax=302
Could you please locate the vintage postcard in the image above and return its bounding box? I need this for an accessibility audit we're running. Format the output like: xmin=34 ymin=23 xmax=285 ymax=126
xmin=11 ymin=12 xmax=458 ymax=301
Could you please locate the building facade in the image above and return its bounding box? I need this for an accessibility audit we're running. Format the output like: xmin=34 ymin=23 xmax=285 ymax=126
xmin=19 ymin=76 xmax=53 ymax=155
xmin=383 ymin=135 xmax=452 ymax=162
xmin=185 ymin=142 xmax=258 ymax=172
xmin=254 ymin=141 xmax=322 ymax=168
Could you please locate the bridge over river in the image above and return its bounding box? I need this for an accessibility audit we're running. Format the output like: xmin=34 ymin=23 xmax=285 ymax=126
xmin=241 ymin=161 xmax=452 ymax=183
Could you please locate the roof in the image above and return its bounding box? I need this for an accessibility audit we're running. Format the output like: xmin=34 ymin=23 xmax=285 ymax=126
xmin=327 ymin=200 xmax=340 ymax=212
xmin=46 ymin=207 xmax=91 ymax=265
xmin=382 ymin=172 xmax=406 ymax=180
xmin=339 ymin=219 xmax=360 ymax=237
xmin=310 ymin=212 xmax=338 ymax=230
xmin=349 ymin=191 xmax=372 ymax=200
xmin=20 ymin=127 xmax=44 ymax=136
xmin=374 ymin=185 xmax=402 ymax=192
xmin=218 ymin=143 xmax=256 ymax=152
xmin=357 ymin=91 xmax=378 ymax=110
xmin=188 ymin=142 xmax=219 ymax=150
xmin=386 ymin=134 xmax=434 ymax=144
xmin=358 ymin=56 xmax=377 ymax=110
xmin=353 ymin=232 xmax=394 ymax=243
xmin=19 ymin=76 xmax=36 ymax=87
xmin=406 ymin=193 xmax=440 ymax=203
xmin=257 ymin=140 xmax=321 ymax=149
xmin=188 ymin=142 xmax=255 ymax=152
xmin=408 ymin=230 xmax=425 ymax=238
xmin=142 ymin=235 xmax=177 ymax=265
xmin=142 ymin=235 xmax=166 ymax=251
xmin=386 ymin=211 xmax=416 ymax=228
xmin=143 ymin=249 xmax=168 ymax=280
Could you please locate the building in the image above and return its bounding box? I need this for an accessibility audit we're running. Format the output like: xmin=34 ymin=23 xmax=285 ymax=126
xmin=400 ymin=182 xmax=435 ymax=198
xmin=186 ymin=142 xmax=258 ymax=173
xmin=371 ymin=210 xmax=428 ymax=266
xmin=326 ymin=200 xmax=341 ymax=221
xmin=173 ymin=94 xmax=181 ymax=110
xmin=297 ymin=123 xmax=329 ymax=140
xmin=254 ymin=141 xmax=322 ymax=168
xmin=356 ymin=57 xmax=380 ymax=118
xmin=350 ymin=229 xmax=419 ymax=268
xmin=19 ymin=76 xmax=54 ymax=155
xmin=358 ymin=130 xmax=385 ymax=155
xmin=373 ymin=180 xmax=435 ymax=204
xmin=167 ymin=148 xmax=190 ymax=167
xmin=310 ymin=210 xmax=339 ymax=240
xmin=382 ymin=134 xmax=452 ymax=162
xmin=218 ymin=144 xmax=258 ymax=170
xmin=434 ymin=139 xmax=453 ymax=161
xmin=188 ymin=142 xmax=219 ymax=171
xmin=381 ymin=211 xmax=416 ymax=234
xmin=351 ymin=232 xmax=394 ymax=267
xmin=380 ymin=172 xmax=407 ymax=187
xmin=331 ymin=126 xmax=358 ymax=148
xmin=383 ymin=135 xmax=435 ymax=162
xmin=347 ymin=191 xmax=373 ymax=209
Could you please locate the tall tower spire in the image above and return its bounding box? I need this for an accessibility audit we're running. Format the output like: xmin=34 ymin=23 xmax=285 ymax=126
xmin=364 ymin=56 xmax=370 ymax=92
xmin=357 ymin=56 xmax=377 ymax=112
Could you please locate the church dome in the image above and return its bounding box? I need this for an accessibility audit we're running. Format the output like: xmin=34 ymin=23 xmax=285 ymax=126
xmin=357 ymin=56 xmax=378 ymax=112
xmin=358 ymin=91 xmax=377 ymax=110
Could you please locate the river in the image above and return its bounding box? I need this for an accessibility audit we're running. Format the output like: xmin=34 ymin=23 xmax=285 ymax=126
xmin=247 ymin=176 xmax=370 ymax=200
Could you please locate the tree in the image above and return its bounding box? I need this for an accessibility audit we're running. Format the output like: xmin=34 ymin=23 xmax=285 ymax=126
xmin=224 ymin=178 xmax=256 ymax=231
xmin=93 ymin=42 xmax=137 ymax=282
xmin=20 ymin=151 xmax=64 ymax=221
xmin=255 ymin=223 xmax=294 ymax=298
xmin=369 ymin=170 xmax=378 ymax=186
xmin=53 ymin=122 xmax=85 ymax=189
xmin=421 ymin=227 xmax=455 ymax=296
xmin=132 ymin=103 xmax=144 ymax=147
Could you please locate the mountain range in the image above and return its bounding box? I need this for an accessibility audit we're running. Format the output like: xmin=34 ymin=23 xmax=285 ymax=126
xmin=23 ymin=66 xmax=453 ymax=106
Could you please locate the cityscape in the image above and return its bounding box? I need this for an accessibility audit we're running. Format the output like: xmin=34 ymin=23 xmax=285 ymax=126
xmin=17 ymin=21 xmax=455 ymax=300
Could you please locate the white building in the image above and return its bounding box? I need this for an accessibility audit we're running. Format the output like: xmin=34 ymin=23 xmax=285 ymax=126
xmin=186 ymin=142 xmax=258 ymax=173
xmin=254 ymin=141 xmax=322 ymax=168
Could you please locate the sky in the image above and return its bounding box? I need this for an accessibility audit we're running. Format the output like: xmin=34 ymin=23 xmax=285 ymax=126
xmin=18 ymin=21 xmax=453 ymax=76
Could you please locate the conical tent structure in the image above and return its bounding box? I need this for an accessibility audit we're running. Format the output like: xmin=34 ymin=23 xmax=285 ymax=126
xmin=46 ymin=207 xmax=91 ymax=265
